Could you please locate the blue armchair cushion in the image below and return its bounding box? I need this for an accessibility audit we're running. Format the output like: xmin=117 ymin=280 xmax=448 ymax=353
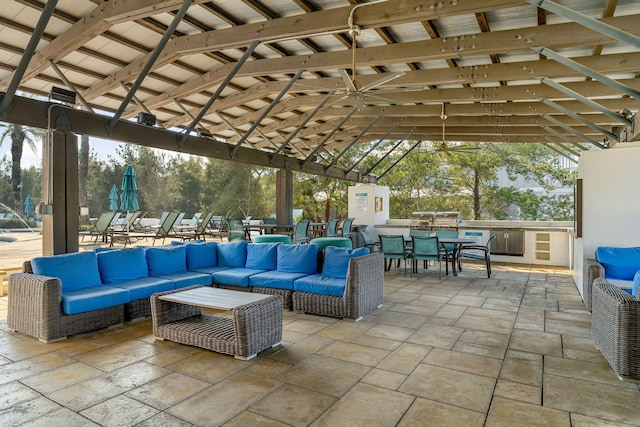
xmin=277 ymin=244 xmax=318 ymax=274
xmin=32 ymin=251 xmax=102 ymax=291
xmin=322 ymin=246 xmax=369 ymax=279
xmin=217 ymin=240 xmax=248 ymax=268
xmin=109 ymin=276 xmax=174 ymax=300
xmin=249 ymin=271 xmax=308 ymax=290
xmin=146 ymin=245 xmax=187 ymax=276
xmin=185 ymin=241 xmax=218 ymax=270
xmin=61 ymin=285 xmax=130 ymax=315
xmin=246 ymin=242 xmax=279 ymax=270
xmin=97 ymin=247 xmax=148 ymax=283
xmin=596 ymin=246 xmax=640 ymax=280
xmin=294 ymin=274 xmax=346 ymax=297
xmin=212 ymin=268 xmax=265 ymax=287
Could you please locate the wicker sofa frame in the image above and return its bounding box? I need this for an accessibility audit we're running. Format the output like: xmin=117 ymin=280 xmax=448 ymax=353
xmin=8 ymin=264 xmax=124 ymax=343
xmin=591 ymin=278 xmax=640 ymax=380
xmin=292 ymin=252 xmax=384 ymax=320
xmin=150 ymin=286 xmax=283 ymax=360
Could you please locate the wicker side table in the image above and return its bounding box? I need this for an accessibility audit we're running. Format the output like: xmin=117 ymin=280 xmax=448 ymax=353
xmin=151 ymin=286 xmax=283 ymax=360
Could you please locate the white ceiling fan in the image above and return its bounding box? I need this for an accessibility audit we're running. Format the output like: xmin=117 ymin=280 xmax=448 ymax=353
xmin=334 ymin=12 xmax=405 ymax=110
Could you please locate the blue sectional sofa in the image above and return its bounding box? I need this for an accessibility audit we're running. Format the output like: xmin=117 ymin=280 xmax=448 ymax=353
xmin=583 ymin=246 xmax=640 ymax=312
xmin=8 ymin=240 xmax=384 ymax=342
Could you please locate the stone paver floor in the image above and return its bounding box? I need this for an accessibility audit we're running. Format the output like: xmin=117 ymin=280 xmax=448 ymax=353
xmin=1 ymin=261 xmax=639 ymax=426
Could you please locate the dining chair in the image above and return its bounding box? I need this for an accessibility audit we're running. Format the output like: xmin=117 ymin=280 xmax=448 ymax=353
xmin=293 ymin=219 xmax=311 ymax=244
xmin=459 ymin=234 xmax=497 ymax=278
xmin=410 ymin=235 xmax=443 ymax=279
xmin=325 ymin=218 xmax=340 ymax=237
xmin=435 ymin=229 xmax=459 ymax=270
xmin=262 ymin=217 xmax=277 ymax=234
xmin=340 ymin=217 xmax=355 ymax=238
xmin=227 ymin=218 xmax=247 ymax=241
xmin=379 ymin=235 xmax=409 ymax=274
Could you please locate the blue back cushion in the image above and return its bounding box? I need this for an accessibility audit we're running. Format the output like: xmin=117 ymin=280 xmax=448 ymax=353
xmin=97 ymin=247 xmax=148 ymax=283
xmin=185 ymin=241 xmax=218 ymax=269
xmin=596 ymin=246 xmax=640 ymax=280
xmin=277 ymin=244 xmax=318 ymax=274
xmin=32 ymin=251 xmax=102 ymax=291
xmin=322 ymin=246 xmax=369 ymax=279
xmin=246 ymin=243 xmax=279 ymax=270
xmin=146 ymin=245 xmax=187 ymax=276
xmin=217 ymin=240 xmax=248 ymax=267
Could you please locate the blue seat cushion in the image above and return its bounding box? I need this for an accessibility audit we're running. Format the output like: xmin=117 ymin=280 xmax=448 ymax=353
xmin=97 ymin=247 xmax=149 ymax=283
xmin=61 ymin=286 xmax=130 ymax=315
xmin=108 ymin=276 xmax=174 ymax=300
xmin=190 ymin=266 xmax=231 ymax=275
xmin=160 ymin=272 xmax=212 ymax=289
xmin=217 ymin=240 xmax=248 ymax=268
xmin=294 ymin=274 xmax=346 ymax=297
xmin=249 ymin=271 xmax=309 ymax=290
xmin=596 ymin=246 xmax=640 ymax=280
xmin=184 ymin=241 xmax=218 ymax=269
xmin=146 ymin=245 xmax=187 ymax=275
xmin=246 ymin=243 xmax=279 ymax=270
xmin=277 ymin=244 xmax=318 ymax=274
xmin=212 ymin=268 xmax=265 ymax=287
xmin=32 ymin=251 xmax=102 ymax=291
xmin=322 ymin=246 xmax=369 ymax=279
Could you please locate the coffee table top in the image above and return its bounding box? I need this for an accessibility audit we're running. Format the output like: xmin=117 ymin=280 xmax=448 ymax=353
xmin=159 ymin=286 xmax=272 ymax=310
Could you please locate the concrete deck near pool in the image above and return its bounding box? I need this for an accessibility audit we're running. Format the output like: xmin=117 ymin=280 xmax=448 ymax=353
xmin=1 ymin=256 xmax=639 ymax=426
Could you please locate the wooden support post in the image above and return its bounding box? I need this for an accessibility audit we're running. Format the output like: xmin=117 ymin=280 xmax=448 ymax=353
xmin=275 ymin=169 xmax=293 ymax=226
xmin=42 ymin=130 xmax=79 ymax=255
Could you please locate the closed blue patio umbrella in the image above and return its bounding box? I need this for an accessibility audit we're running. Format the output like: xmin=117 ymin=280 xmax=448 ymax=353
xmin=109 ymin=184 xmax=119 ymax=211
xmin=24 ymin=194 xmax=33 ymax=219
xmin=120 ymin=164 xmax=139 ymax=232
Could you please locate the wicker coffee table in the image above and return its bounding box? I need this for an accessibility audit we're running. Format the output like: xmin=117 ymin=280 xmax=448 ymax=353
xmin=150 ymin=286 xmax=283 ymax=360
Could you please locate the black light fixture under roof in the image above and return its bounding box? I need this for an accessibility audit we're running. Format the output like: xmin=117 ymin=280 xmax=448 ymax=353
xmin=137 ymin=112 xmax=156 ymax=126
xmin=49 ymin=86 xmax=76 ymax=105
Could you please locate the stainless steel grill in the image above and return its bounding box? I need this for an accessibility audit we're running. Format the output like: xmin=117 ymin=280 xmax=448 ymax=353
xmin=410 ymin=212 xmax=435 ymax=229
xmin=411 ymin=211 xmax=461 ymax=230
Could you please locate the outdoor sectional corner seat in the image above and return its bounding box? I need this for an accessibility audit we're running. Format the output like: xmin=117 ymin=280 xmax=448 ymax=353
xmin=8 ymin=240 xmax=384 ymax=342
xmin=584 ymin=246 xmax=640 ymax=312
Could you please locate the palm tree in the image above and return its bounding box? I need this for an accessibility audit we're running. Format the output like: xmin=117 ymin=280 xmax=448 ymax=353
xmin=0 ymin=123 xmax=44 ymax=210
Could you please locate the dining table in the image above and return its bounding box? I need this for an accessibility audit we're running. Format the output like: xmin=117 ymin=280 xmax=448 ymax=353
xmin=242 ymin=223 xmax=294 ymax=236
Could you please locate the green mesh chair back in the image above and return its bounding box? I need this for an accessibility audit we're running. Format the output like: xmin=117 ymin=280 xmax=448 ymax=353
xmin=294 ymin=219 xmax=311 ymax=244
xmin=326 ymin=218 xmax=339 ymax=237
xmin=254 ymin=234 xmax=291 ymax=244
xmin=409 ymin=229 xmax=431 ymax=238
xmin=435 ymin=229 xmax=458 ymax=252
xmin=411 ymin=235 xmax=442 ymax=278
xmin=341 ymin=218 xmax=354 ymax=238
xmin=262 ymin=217 xmax=277 ymax=234
xmin=379 ymin=234 xmax=408 ymax=274
xmin=227 ymin=218 xmax=246 ymax=241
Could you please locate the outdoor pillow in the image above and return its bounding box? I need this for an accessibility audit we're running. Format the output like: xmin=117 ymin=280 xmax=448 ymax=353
xmin=184 ymin=241 xmax=218 ymax=269
xmin=633 ymin=270 xmax=640 ymax=298
xmin=32 ymin=251 xmax=102 ymax=291
xmin=216 ymin=240 xmax=248 ymax=267
xmin=246 ymin=242 xmax=279 ymax=270
xmin=97 ymin=247 xmax=148 ymax=283
xmin=322 ymin=246 xmax=369 ymax=279
xmin=146 ymin=245 xmax=187 ymax=276
xmin=277 ymin=244 xmax=318 ymax=274
xmin=596 ymin=246 xmax=640 ymax=280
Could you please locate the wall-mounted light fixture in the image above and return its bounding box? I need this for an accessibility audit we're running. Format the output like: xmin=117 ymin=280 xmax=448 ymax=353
xmin=137 ymin=112 xmax=156 ymax=126
xmin=49 ymin=86 xmax=76 ymax=105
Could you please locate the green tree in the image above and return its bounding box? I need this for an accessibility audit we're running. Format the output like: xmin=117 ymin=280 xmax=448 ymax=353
xmin=0 ymin=124 xmax=44 ymax=210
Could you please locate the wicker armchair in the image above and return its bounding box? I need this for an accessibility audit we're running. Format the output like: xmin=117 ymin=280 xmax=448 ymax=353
xmin=8 ymin=261 xmax=124 ymax=343
xmin=591 ymin=278 xmax=640 ymax=380
xmin=292 ymin=252 xmax=384 ymax=320
xmin=583 ymin=258 xmax=605 ymax=312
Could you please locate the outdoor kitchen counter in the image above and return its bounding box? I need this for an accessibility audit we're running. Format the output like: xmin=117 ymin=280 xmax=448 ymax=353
xmin=373 ymin=220 xmax=574 ymax=267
